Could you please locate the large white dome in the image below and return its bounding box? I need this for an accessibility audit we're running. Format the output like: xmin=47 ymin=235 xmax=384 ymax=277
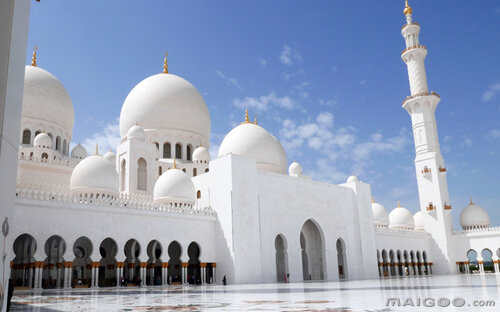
xmin=218 ymin=122 xmax=287 ymax=174
xmin=388 ymin=204 xmax=414 ymax=230
xmin=119 ymin=73 xmax=210 ymax=141
xmin=153 ymin=168 xmax=196 ymax=204
xmin=70 ymin=155 xmax=118 ymax=195
xmin=460 ymin=200 xmax=490 ymax=230
xmin=23 ymin=65 xmax=74 ymax=134
xmin=371 ymin=201 xmax=388 ymax=226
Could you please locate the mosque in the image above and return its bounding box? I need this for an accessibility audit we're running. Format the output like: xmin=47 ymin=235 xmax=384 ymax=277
xmin=6 ymin=1 xmax=500 ymax=291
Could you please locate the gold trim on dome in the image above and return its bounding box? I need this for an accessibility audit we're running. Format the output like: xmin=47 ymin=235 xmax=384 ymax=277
xmin=31 ymin=46 xmax=38 ymax=67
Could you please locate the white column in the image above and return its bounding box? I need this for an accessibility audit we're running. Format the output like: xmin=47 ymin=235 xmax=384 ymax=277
xmin=479 ymin=258 xmax=485 ymax=274
xmin=141 ymin=265 xmax=146 ymax=286
xmin=495 ymin=260 xmax=500 ymax=273
xmin=91 ymin=266 xmax=97 ymax=288
xmin=201 ymin=266 xmax=205 ymax=284
xmin=65 ymin=266 xmax=71 ymax=288
xmin=33 ymin=265 xmax=40 ymax=289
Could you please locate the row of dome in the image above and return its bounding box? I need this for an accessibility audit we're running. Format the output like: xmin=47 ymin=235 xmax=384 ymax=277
xmin=372 ymin=199 xmax=490 ymax=231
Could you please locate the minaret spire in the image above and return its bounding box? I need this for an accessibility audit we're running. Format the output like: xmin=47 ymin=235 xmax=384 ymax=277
xmin=163 ymin=52 xmax=168 ymax=73
xmin=400 ymin=2 xmax=454 ymax=273
xmin=95 ymin=143 xmax=99 ymax=155
xmin=31 ymin=46 xmax=38 ymax=67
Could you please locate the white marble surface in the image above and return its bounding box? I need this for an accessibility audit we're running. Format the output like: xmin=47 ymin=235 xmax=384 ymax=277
xmin=11 ymin=275 xmax=500 ymax=311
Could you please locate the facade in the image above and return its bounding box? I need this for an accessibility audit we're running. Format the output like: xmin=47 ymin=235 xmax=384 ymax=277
xmin=4 ymin=1 xmax=499 ymax=295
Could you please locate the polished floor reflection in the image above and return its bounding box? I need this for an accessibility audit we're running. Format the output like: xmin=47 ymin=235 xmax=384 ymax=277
xmin=11 ymin=274 xmax=500 ymax=311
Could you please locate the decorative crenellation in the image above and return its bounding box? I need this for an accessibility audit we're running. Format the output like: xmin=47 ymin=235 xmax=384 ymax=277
xmin=15 ymin=187 xmax=216 ymax=217
xmin=453 ymin=226 xmax=500 ymax=234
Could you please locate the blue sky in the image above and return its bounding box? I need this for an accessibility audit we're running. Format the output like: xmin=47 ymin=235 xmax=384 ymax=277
xmin=26 ymin=1 xmax=500 ymax=228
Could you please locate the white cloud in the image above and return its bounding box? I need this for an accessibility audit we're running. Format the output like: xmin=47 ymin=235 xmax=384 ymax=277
xmin=488 ymin=129 xmax=500 ymax=139
xmin=316 ymin=112 xmax=334 ymax=128
xmin=216 ymin=70 xmax=242 ymax=90
xmin=280 ymin=44 xmax=302 ymax=66
xmin=233 ymin=92 xmax=295 ymax=112
xmin=81 ymin=119 xmax=121 ymax=155
xmin=482 ymin=82 xmax=500 ymax=102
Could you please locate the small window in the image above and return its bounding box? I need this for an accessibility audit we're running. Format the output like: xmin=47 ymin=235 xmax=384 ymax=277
xmin=159 ymin=166 xmax=162 ymax=176
xmin=197 ymin=190 xmax=201 ymax=199
xmin=163 ymin=142 xmax=171 ymax=158
xmin=187 ymin=145 xmax=192 ymax=161
xmin=22 ymin=129 xmax=31 ymax=145
xmin=205 ymin=168 xmax=209 ymax=173
xmin=193 ymin=168 xmax=197 ymax=177
xmin=175 ymin=143 xmax=182 ymax=159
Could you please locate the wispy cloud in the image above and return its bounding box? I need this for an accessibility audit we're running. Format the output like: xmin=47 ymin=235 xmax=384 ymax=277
xmin=280 ymin=44 xmax=302 ymax=66
xmin=259 ymin=58 xmax=268 ymax=67
xmin=216 ymin=70 xmax=242 ymax=90
xmin=81 ymin=119 xmax=121 ymax=155
xmin=233 ymin=92 xmax=295 ymax=111
xmin=488 ymin=129 xmax=500 ymax=139
xmin=482 ymin=82 xmax=500 ymax=102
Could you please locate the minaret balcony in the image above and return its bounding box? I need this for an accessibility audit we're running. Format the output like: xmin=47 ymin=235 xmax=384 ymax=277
xmin=402 ymin=91 xmax=440 ymax=109
xmin=421 ymin=166 xmax=432 ymax=178
xmin=426 ymin=203 xmax=435 ymax=211
xmin=439 ymin=167 xmax=447 ymax=173
xmin=444 ymin=204 xmax=452 ymax=210
xmin=401 ymin=44 xmax=427 ymax=56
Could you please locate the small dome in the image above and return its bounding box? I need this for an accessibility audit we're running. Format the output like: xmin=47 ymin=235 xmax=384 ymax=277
xmin=23 ymin=65 xmax=74 ymax=135
xmin=103 ymin=151 xmax=116 ymax=163
xmin=414 ymin=211 xmax=427 ymax=230
xmin=388 ymin=204 xmax=414 ymax=230
xmin=218 ymin=122 xmax=287 ymax=174
xmin=33 ymin=133 xmax=52 ymax=149
xmin=346 ymin=175 xmax=359 ymax=183
xmin=127 ymin=124 xmax=145 ymax=141
xmin=153 ymin=168 xmax=196 ymax=204
xmin=289 ymin=162 xmax=302 ymax=177
xmin=119 ymin=73 xmax=210 ymax=143
xmin=192 ymin=146 xmax=210 ymax=162
xmin=70 ymin=155 xmax=118 ymax=195
xmin=71 ymin=144 xmax=87 ymax=159
xmin=371 ymin=201 xmax=388 ymax=226
xmin=460 ymin=200 xmax=490 ymax=230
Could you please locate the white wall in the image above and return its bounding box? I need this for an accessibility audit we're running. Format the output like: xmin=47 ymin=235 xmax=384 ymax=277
xmin=0 ymin=0 xmax=30 ymax=310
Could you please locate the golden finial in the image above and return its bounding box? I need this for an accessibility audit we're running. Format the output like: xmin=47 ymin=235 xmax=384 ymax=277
xmin=397 ymin=201 xmax=401 ymax=208
xmin=253 ymin=116 xmax=258 ymax=125
xmin=172 ymin=158 xmax=177 ymax=169
xmin=404 ymin=0 xmax=413 ymax=15
xmin=163 ymin=52 xmax=168 ymax=73
xmin=95 ymin=143 xmax=99 ymax=155
xmin=371 ymin=198 xmax=375 ymax=203
xmin=31 ymin=46 xmax=38 ymax=67
xmin=242 ymin=109 xmax=250 ymax=124
xmin=469 ymin=197 xmax=474 ymax=205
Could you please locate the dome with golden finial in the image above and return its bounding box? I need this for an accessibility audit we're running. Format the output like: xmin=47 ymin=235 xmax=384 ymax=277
xmin=403 ymin=0 xmax=413 ymax=15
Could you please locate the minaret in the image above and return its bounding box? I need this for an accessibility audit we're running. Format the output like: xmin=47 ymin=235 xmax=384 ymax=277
xmin=401 ymin=1 xmax=454 ymax=273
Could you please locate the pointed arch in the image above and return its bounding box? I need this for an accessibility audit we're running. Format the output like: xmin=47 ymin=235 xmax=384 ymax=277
xmin=275 ymin=234 xmax=288 ymax=282
xmin=120 ymin=159 xmax=126 ymax=192
xmin=137 ymin=157 xmax=147 ymax=191
xmin=336 ymin=238 xmax=347 ymax=280
xmin=300 ymin=219 xmax=326 ymax=281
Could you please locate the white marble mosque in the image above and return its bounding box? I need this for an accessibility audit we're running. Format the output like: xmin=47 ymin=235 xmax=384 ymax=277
xmin=1 ymin=1 xmax=500 ymax=311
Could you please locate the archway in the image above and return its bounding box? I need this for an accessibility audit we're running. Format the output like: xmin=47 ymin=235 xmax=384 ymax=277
xmin=167 ymin=241 xmax=182 ymax=284
xmin=275 ymin=234 xmax=288 ymax=282
xmin=376 ymin=250 xmax=381 ymax=277
xmin=124 ymin=239 xmax=141 ymax=285
xmin=381 ymin=250 xmax=388 ymax=277
xmin=403 ymin=250 xmax=410 ymax=276
xmin=422 ymin=251 xmax=429 ymax=275
xmin=22 ymin=129 xmax=31 ymax=145
xmin=300 ymin=219 xmax=325 ymax=281
xmin=137 ymin=158 xmax=147 ymax=191
xmin=163 ymin=142 xmax=171 ymax=158
xmin=146 ymin=240 xmax=163 ymax=286
xmin=410 ymin=251 xmax=416 ymax=275
xmin=336 ymin=238 xmax=347 ymax=280
xmin=396 ymin=250 xmax=403 ymax=276
xmin=120 ymin=159 xmax=126 ymax=192
xmin=42 ymin=235 xmax=66 ymax=289
xmin=11 ymin=234 xmax=37 ymax=288
xmin=187 ymin=242 xmax=201 ymax=285
xmin=72 ymin=237 xmax=92 ymax=288
xmin=467 ymin=249 xmax=478 ymax=273
xmin=416 ymin=251 xmax=422 ymax=275
xmin=389 ymin=250 xmax=395 ymax=276
xmin=175 ymin=143 xmax=182 ymax=159
xmin=482 ymin=249 xmax=495 ymax=273
xmin=98 ymin=238 xmax=117 ymax=287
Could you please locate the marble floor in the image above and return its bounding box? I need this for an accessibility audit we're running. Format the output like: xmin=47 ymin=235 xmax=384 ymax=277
xmin=10 ymin=274 xmax=500 ymax=311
